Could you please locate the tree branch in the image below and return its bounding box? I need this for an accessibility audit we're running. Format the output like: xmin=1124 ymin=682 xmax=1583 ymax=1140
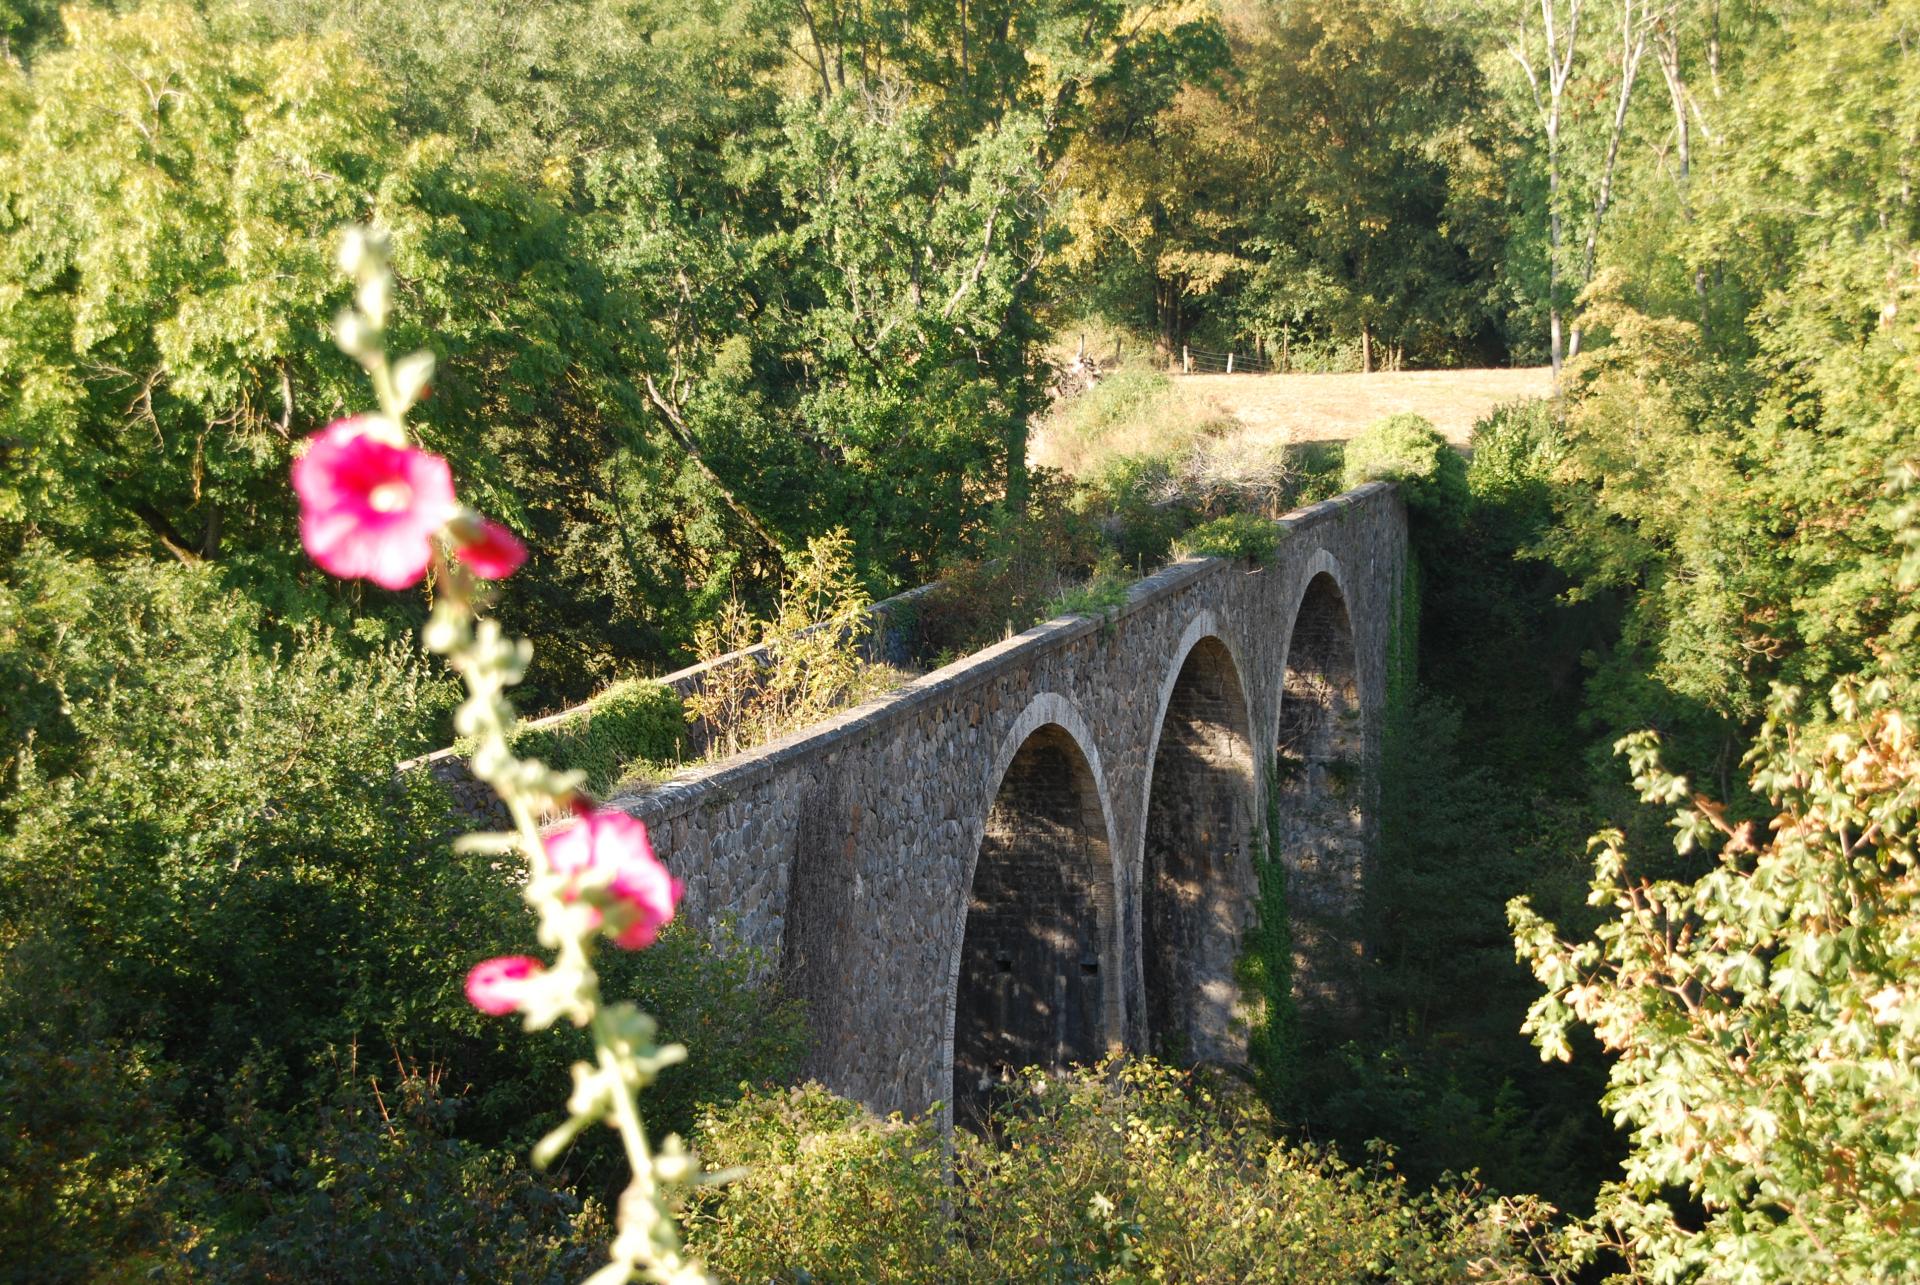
xmin=642 ymin=374 xmax=784 ymax=555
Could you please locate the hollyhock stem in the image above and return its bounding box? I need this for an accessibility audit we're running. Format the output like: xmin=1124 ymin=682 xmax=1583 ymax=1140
xmin=319 ymin=228 xmax=710 ymax=1285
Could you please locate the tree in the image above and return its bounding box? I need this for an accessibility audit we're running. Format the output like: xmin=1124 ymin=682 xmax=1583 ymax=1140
xmin=1246 ymin=0 xmax=1495 ymax=371
xmin=1539 ymin=0 xmax=1920 ymax=725
xmin=1511 ymin=673 xmax=1920 ymax=1279
xmin=1495 ymin=0 xmax=1661 ymax=374
xmin=0 ymin=6 xmax=388 ymax=567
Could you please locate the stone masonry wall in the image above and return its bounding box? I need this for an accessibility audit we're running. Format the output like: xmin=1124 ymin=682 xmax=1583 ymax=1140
xmin=1142 ymin=636 xmax=1257 ymax=1063
xmin=952 ymin=726 xmax=1116 ymax=1123
xmin=594 ymin=482 xmax=1406 ymax=1116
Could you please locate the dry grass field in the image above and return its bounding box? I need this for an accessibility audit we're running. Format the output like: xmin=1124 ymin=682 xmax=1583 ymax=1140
xmin=1176 ymin=367 xmax=1554 ymax=448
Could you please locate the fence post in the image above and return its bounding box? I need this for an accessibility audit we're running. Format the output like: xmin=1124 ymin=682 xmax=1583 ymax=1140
xmin=1182 ymin=344 xmax=1190 ymax=374
xmin=1227 ymin=351 xmax=1235 ymax=374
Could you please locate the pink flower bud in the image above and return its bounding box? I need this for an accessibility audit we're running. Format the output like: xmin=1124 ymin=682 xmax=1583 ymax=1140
xmin=453 ymin=517 xmax=528 ymax=579
xmin=465 ymin=954 xmax=544 ymax=1016
xmin=292 ymin=417 xmax=457 ymax=589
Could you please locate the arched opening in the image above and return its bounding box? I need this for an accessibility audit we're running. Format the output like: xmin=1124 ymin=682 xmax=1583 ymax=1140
xmin=953 ymin=724 xmax=1116 ymax=1124
xmin=1142 ymin=636 xmax=1258 ymax=1062
xmin=1276 ymin=572 xmax=1366 ymax=1016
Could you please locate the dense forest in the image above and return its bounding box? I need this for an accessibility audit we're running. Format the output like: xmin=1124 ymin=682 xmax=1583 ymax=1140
xmin=2 ymin=0 xmax=1917 ymax=1280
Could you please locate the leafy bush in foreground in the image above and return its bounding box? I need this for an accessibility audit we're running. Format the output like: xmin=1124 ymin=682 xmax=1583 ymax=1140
xmin=0 ymin=543 xmax=805 ymax=1277
xmin=1512 ymin=676 xmax=1920 ymax=1281
xmin=687 ymin=1061 xmax=1562 ymax=1283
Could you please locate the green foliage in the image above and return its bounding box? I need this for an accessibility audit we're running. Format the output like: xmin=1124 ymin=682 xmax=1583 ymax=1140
xmin=1240 ymin=0 xmax=1503 ymax=369
xmin=684 ymin=1084 xmax=955 ymax=1281
xmin=0 ymin=548 xmax=461 ymax=1072
xmin=688 ymin=1063 xmax=1557 ymax=1282
xmin=1537 ymin=2 xmax=1920 ymax=724
xmin=0 ymin=933 xmax=200 ymax=1281
xmin=0 ymin=547 xmax=804 ymax=1271
xmin=1238 ymin=759 xmax=1301 ymax=1115
xmin=1468 ymin=398 xmax=1559 ymax=497
xmin=1176 ymin=512 xmax=1282 ymax=564
xmin=683 ymin=529 xmax=901 ymax=760
xmin=1512 ymin=678 xmax=1920 ymax=1279
xmin=1058 ymin=0 xmax=1509 ymax=365
xmin=1042 ymin=564 xmax=1131 ymax=620
xmin=1290 ymin=396 xmax=1622 ymax=1211
xmin=907 ymin=470 xmax=1105 ymax=660
xmin=208 ymin=1058 xmax=606 ymax=1284
xmin=1288 ymin=441 xmax=1349 ymax=506
xmin=1308 ymin=687 xmax=1610 ymax=1209
xmin=1341 ymin=413 xmax=1469 ymax=522
xmin=504 ymin=680 xmax=685 ymax=797
xmin=0 ymin=1 xmax=766 ymax=707
xmin=590 ymin=926 xmax=808 ymax=1149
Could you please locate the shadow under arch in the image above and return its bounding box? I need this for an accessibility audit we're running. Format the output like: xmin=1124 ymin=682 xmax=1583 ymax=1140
xmin=1141 ymin=631 xmax=1258 ymax=1062
xmin=1275 ymin=568 xmax=1367 ymax=1018
xmin=950 ymin=712 xmax=1120 ymax=1126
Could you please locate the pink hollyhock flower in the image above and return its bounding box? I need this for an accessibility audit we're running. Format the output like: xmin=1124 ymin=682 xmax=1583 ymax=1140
xmin=545 ymin=809 xmax=683 ymax=950
xmin=292 ymin=417 xmax=457 ymax=589
xmin=465 ymin=954 xmax=545 ymax=1016
xmin=608 ymin=851 xmax=683 ymax=949
xmin=453 ymin=517 xmax=528 ymax=579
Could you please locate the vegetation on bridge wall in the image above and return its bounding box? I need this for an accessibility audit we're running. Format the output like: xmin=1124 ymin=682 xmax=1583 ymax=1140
xmin=1237 ymin=757 xmax=1302 ymax=1116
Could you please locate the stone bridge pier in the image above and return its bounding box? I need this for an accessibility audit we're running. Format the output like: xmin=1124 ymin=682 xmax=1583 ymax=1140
xmin=607 ymin=483 xmax=1407 ymax=1117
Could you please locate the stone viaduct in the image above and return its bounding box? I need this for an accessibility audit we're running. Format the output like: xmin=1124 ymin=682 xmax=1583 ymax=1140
xmin=602 ymin=482 xmax=1407 ymax=1120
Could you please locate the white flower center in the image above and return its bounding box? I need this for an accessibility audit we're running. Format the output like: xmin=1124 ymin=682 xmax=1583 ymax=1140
xmin=368 ymin=481 xmax=413 ymax=514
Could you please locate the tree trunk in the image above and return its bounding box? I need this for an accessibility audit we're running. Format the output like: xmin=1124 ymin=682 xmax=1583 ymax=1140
xmin=1548 ymin=108 xmax=1564 ymax=378
xmin=1568 ymin=0 xmax=1649 ymax=363
xmin=1360 ymin=324 xmax=1373 ymax=374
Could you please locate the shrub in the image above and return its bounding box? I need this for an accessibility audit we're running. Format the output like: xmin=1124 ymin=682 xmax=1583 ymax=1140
xmin=0 ymin=934 xmax=200 ymax=1282
xmin=1082 ymin=453 xmax=1191 ymax=568
xmin=1177 ymin=513 xmax=1284 ymax=563
xmin=687 ymin=1062 xmax=1568 ymax=1283
xmin=589 ymin=925 xmax=808 ymax=1147
xmin=1287 ymin=441 xmax=1349 ymax=506
xmin=1468 ymin=398 xmax=1560 ymax=499
xmin=1042 ymin=565 xmax=1131 ymax=620
xmin=684 ymin=1085 xmax=955 ymax=1282
xmin=208 ymin=1059 xmax=606 ymax=1284
xmin=0 ymin=549 xmax=463 ymax=1084
xmin=683 ymin=529 xmax=898 ymax=759
xmin=1342 ymin=412 xmax=1468 ymax=523
xmin=1467 ymin=398 xmax=1563 ymax=547
xmin=909 ymin=471 xmax=1105 ymax=661
xmin=0 ymin=547 xmax=806 ymax=1273
xmin=507 ymin=679 xmax=686 ymax=795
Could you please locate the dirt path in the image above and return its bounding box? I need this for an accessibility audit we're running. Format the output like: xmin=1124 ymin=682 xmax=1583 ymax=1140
xmin=1176 ymin=367 xmax=1553 ymax=448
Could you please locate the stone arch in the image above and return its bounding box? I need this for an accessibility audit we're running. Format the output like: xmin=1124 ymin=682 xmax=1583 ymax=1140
xmin=946 ymin=694 xmax=1122 ymax=1125
xmin=1139 ymin=619 xmax=1258 ymax=1062
xmin=1274 ymin=565 xmax=1368 ymax=1018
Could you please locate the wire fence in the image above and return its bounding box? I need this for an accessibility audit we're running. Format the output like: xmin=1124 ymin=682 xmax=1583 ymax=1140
xmin=1176 ymin=344 xmax=1276 ymax=375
